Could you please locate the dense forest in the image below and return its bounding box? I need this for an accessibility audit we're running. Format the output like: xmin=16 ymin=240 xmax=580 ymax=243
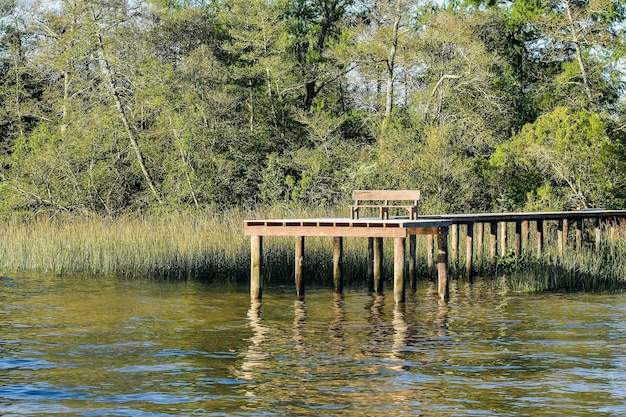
xmin=1 ymin=0 xmax=625 ymax=217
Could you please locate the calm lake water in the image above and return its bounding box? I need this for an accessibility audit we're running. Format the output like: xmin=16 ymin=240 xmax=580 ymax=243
xmin=2 ymin=274 xmax=626 ymax=416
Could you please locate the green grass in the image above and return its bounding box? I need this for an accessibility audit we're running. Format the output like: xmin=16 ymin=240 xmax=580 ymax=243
xmin=1 ymin=209 xmax=625 ymax=292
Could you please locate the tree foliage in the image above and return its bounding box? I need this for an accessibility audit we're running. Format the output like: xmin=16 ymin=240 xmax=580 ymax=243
xmin=0 ymin=0 xmax=624 ymax=216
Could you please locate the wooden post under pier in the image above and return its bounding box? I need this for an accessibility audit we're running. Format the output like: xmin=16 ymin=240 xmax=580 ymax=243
xmin=450 ymin=224 xmax=459 ymax=265
xmin=437 ymin=226 xmax=449 ymax=301
xmin=595 ymin=218 xmax=602 ymax=252
xmin=333 ymin=236 xmax=343 ymax=293
xmin=489 ymin=221 xmax=498 ymax=266
xmin=499 ymin=221 xmax=507 ymax=257
xmin=476 ymin=222 xmax=484 ymax=265
xmin=295 ymin=236 xmax=305 ymax=299
xmin=536 ymin=220 xmax=544 ymax=258
xmin=367 ymin=237 xmax=374 ymax=292
xmin=394 ymin=237 xmax=406 ymax=303
xmin=465 ymin=223 xmax=474 ymax=282
xmin=250 ymin=235 xmax=262 ymax=300
xmin=427 ymin=234 xmax=434 ymax=272
xmin=521 ymin=220 xmax=529 ymax=253
xmin=373 ymin=237 xmax=384 ymax=294
xmin=409 ymin=235 xmax=417 ymax=289
xmin=557 ymin=219 xmax=564 ymax=257
xmin=514 ymin=221 xmax=522 ymax=257
xmin=576 ymin=218 xmax=583 ymax=252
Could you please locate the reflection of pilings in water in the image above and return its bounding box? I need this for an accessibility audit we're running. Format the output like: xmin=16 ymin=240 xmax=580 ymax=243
xmin=391 ymin=303 xmax=408 ymax=362
xmin=365 ymin=294 xmax=388 ymax=355
xmin=389 ymin=302 xmax=411 ymax=404
xmin=329 ymin=292 xmax=346 ymax=353
xmin=436 ymin=298 xmax=449 ymax=337
xmin=239 ymin=299 xmax=270 ymax=383
xmin=293 ymin=299 xmax=307 ymax=352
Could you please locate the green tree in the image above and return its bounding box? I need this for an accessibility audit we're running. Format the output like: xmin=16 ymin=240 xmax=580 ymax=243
xmin=412 ymin=8 xmax=518 ymax=157
xmin=510 ymin=0 xmax=625 ymax=113
xmin=489 ymin=107 xmax=626 ymax=210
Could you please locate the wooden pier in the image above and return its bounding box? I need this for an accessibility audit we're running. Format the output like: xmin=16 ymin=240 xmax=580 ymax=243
xmin=244 ymin=195 xmax=626 ymax=303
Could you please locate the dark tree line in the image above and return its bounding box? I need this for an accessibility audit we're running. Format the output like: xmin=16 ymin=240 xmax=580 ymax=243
xmin=0 ymin=0 xmax=625 ymax=216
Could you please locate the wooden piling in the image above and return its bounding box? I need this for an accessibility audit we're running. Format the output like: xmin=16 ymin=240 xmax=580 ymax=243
xmin=476 ymin=222 xmax=484 ymax=263
xmin=557 ymin=219 xmax=564 ymax=257
xmin=536 ymin=220 xmax=544 ymax=258
xmin=576 ymin=218 xmax=583 ymax=252
xmin=450 ymin=224 xmax=459 ymax=265
xmin=437 ymin=227 xmax=449 ymax=301
xmin=466 ymin=223 xmax=474 ymax=282
xmin=394 ymin=237 xmax=406 ymax=303
xmin=521 ymin=220 xmax=529 ymax=252
xmin=427 ymin=234 xmax=434 ymax=272
xmin=489 ymin=221 xmax=498 ymax=266
xmin=595 ymin=218 xmax=602 ymax=252
xmin=409 ymin=235 xmax=417 ymax=289
xmin=499 ymin=221 xmax=507 ymax=257
xmin=373 ymin=237 xmax=384 ymax=294
xmin=514 ymin=221 xmax=522 ymax=257
xmin=333 ymin=237 xmax=343 ymax=293
xmin=367 ymin=237 xmax=374 ymax=292
xmin=250 ymin=235 xmax=263 ymax=300
xmin=295 ymin=236 xmax=305 ymax=299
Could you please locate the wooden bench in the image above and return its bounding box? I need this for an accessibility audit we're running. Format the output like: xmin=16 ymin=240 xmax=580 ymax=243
xmin=350 ymin=190 xmax=420 ymax=220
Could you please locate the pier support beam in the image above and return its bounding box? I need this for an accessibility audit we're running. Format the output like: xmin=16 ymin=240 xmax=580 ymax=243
xmin=514 ymin=221 xmax=522 ymax=257
xmin=427 ymin=234 xmax=434 ymax=272
xmin=595 ymin=218 xmax=602 ymax=252
xmin=536 ymin=220 xmax=544 ymax=258
xmin=437 ymin=226 xmax=449 ymax=301
xmin=521 ymin=220 xmax=529 ymax=253
xmin=576 ymin=219 xmax=583 ymax=252
xmin=394 ymin=237 xmax=406 ymax=303
xmin=476 ymin=222 xmax=484 ymax=263
xmin=489 ymin=221 xmax=498 ymax=266
xmin=557 ymin=219 xmax=564 ymax=257
xmin=367 ymin=237 xmax=374 ymax=292
xmin=250 ymin=235 xmax=263 ymax=300
xmin=450 ymin=224 xmax=459 ymax=265
xmin=466 ymin=223 xmax=474 ymax=282
xmin=295 ymin=236 xmax=305 ymax=299
xmin=333 ymin=237 xmax=343 ymax=293
xmin=409 ymin=235 xmax=417 ymax=289
xmin=373 ymin=237 xmax=384 ymax=294
xmin=499 ymin=221 xmax=507 ymax=257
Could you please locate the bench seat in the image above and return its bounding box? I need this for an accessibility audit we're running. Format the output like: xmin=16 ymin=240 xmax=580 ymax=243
xmin=350 ymin=190 xmax=420 ymax=220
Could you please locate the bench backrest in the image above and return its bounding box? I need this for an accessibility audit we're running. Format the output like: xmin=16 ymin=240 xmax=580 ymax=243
xmin=352 ymin=190 xmax=421 ymax=203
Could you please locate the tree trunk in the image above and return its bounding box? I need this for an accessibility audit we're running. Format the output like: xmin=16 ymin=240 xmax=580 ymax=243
xmin=90 ymin=8 xmax=161 ymax=203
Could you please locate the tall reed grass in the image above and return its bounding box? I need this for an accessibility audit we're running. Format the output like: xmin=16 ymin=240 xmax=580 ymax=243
xmin=0 ymin=210 xmax=249 ymax=281
xmin=0 ymin=206 xmax=370 ymax=285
